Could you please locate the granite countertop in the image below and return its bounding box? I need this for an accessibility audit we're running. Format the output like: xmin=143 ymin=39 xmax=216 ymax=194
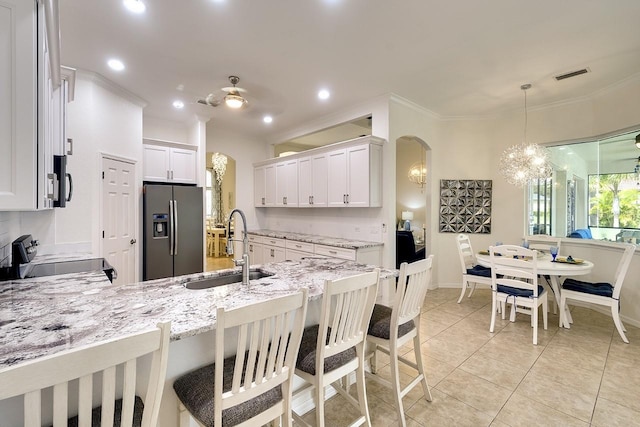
xmin=0 ymin=258 xmax=396 ymax=368
xmin=247 ymin=229 xmax=383 ymax=249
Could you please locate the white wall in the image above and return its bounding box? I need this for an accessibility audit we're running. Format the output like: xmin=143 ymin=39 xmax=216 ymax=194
xmin=16 ymin=71 xmax=145 ymax=266
xmin=205 ymin=124 xmax=270 ymax=231
xmin=143 ymin=116 xmax=189 ymax=143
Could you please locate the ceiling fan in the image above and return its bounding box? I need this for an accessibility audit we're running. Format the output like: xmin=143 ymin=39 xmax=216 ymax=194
xmin=197 ymin=76 xmax=248 ymax=109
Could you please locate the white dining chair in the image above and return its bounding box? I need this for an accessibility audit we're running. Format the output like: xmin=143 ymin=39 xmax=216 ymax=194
xmin=292 ymin=270 xmax=379 ymax=427
xmin=456 ymin=234 xmax=492 ymax=303
xmin=0 ymin=322 xmax=171 ymax=427
xmin=366 ymin=257 xmax=433 ymax=427
xmin=526 ymin=235 xmax=562 ymax=313
xmin=489 ymin=245 xmax=548 ymax=345
xmin=560 ymin=243 xmax=636 ymax=343
xmin=174 ymin=289 xmax=308 ymax=427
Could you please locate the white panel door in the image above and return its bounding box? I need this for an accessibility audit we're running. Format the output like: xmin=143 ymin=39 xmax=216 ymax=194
xmin=102 ymin=157 xmax=137 ymax=284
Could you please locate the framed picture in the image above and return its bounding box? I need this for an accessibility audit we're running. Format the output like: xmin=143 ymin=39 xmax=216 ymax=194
xmin=439 ymin=179 xmax=492 ymax=233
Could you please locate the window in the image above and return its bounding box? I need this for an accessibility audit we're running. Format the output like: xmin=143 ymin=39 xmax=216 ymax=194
xmin=528 ymin=178 xmax=553 ymax=235
xmin=527 ymin=129 xmax=640 ymax=244
xmin=588 ymin=172 xmax=640 ymax=241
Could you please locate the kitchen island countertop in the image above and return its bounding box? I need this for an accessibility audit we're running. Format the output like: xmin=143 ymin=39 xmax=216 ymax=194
xmin=247 ymin=229 xmax=383 ymax=249
xmin=0 ymin=258 xmax=395 ymax=368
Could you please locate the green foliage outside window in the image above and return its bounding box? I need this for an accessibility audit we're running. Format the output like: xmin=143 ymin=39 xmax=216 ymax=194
xmin=588 ymin=173 xmax=640 ymax=229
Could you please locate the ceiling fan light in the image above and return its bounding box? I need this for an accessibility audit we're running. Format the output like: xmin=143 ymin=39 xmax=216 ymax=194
xmin=225 ymin=93 xmax=245 ymax=109
xmin=635 ymin=133 xmax=640 ymax=149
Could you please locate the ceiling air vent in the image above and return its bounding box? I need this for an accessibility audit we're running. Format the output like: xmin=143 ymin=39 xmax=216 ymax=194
xmin=555 ymin=68 xmax=590 ymax=81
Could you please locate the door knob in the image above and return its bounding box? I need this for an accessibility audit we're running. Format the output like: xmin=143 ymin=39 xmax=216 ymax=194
xmin=130 ymin=238 xmax=137 ymax=244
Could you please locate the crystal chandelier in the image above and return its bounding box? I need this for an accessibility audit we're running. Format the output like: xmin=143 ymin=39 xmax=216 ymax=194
xmin=499 ymin=84 xmax=552 ymax=187
xmin=211 ymin=152 xmax=228 ymax=185
xmin=408 ymin=144 xmax=427 ymax=189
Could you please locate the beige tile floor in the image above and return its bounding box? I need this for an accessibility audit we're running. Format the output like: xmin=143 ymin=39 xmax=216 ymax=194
xmin=296 ymin=288 xmax=640 ymax=427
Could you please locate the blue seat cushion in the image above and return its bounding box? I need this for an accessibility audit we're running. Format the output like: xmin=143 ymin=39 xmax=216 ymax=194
xmin=497 ymin=284 xmax=544 ymax=298
xmin=173 ymin=353 xmax=283 ymax=427
xmin=562 ymin=278 xmax=613 ymax=298
xmin=367 ymin=304 xmax=415 ymax=340
xmin=467 ymin=265 xmax=491 ymax=277
xmin=296 ymin=325 xmax=357 ymax=376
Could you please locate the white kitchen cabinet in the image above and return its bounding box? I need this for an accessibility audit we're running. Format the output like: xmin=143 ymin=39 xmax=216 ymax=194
xmin=0 ymin=0 xmax=63 ymax=210
xmin=298 ymin=152 xmax=328 ymax=207
xmin=254 ymin=165 xmax=266 ymax=206
xmin=285 ymin=240 xmax=314 ymax=261
xmin=247 ymin=235 xmax=264 ymax=265
xmin=275 ymin=159 xmax=298 ymax=207
xmin=253 ymin=136 xmax=383 ymax=210
xmin=142 ymin=141 xmax=197 ymax=184
xmin=264 ymin=164 xmax=276 ymax=206
xmin=262 ymin=237 xmax=286 ymax=263
xmin=327 ymin=143 xmax=382 ymax=207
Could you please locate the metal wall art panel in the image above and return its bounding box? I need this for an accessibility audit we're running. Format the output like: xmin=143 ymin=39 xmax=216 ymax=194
xmin=439 ymin=179 xmax=492 ymax=233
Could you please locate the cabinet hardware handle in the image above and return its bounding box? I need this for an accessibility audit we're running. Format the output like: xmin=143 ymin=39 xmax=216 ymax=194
xmin=329 ymin=250 xmax=337 ymax=254
xmin=171 ymin=170 xmax=174 ymax=179
xmin=309 ymin=196 xmax=312 ymax=204
xmin=295 ymin=244 xmax=302 ymax=248
xmin=262 ymin=197 xmax=265 ymax=205
xmin=346 ymin=194 xmax=349 ymax=204
xmin=66 ymin=138 xmax=73 ymax=155
xmin=167 ymin=170 xmax=170 ymax=180
xmin=130 ymin=238 xmax=137 ymax=244
xmin=271 ymin=249 xmax=274 ymax=257
xmin=47 ymin=173 xmax=58 ymax=200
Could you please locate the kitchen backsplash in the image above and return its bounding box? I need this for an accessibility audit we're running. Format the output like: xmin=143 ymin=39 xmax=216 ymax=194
xmin=0 ymin=212 xmax=20 ymax=268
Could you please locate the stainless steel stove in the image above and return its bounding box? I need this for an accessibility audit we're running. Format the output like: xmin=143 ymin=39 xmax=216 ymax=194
xmin=1 ymin=235 xmax=116 ymax=282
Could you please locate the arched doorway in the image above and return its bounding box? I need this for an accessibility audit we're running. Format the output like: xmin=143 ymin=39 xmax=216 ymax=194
xmin=395 ymin=136 xmax=432 ymax=265
xmin=205 ymin=152 xmax=236 ymax=271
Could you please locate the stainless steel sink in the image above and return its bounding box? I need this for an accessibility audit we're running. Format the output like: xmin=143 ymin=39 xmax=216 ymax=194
xmin=185 ymin=270 xmax=274 ymax=290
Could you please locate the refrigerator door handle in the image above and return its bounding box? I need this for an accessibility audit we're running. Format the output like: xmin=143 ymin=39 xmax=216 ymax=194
xmin=169 ymin=199 xmax=175 ymax=256
xmin=174 ymin=199 xmax=179 ymax=255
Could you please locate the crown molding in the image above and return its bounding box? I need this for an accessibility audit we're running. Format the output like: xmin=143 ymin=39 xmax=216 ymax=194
xmin=77 ymin=69 xmax=147 ymax=107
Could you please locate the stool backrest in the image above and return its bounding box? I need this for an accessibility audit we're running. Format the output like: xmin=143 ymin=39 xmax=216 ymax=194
xmin=0 ymin=322 xmax=171 ymax=427
xmin=395 ymin=256 xmax=433 ymax=329
xmin=214 ymin=289 xmax=308 ymax=426
xmin=316 ymin=270 xmax=379 ymax=370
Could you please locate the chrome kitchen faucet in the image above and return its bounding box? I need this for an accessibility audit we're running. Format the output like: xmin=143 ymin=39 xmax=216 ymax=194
xmin=226 ymin=209 xmax=250 ymax=285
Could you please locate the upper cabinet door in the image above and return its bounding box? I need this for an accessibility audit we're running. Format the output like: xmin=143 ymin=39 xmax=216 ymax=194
xmin=0 ymin=0 xmax=37 ymax=210
xmin=142 ymin=142 xmax=197 ymax=184
xmin=254 ymin=165 xmax=266 ymax=207
xmin=169 ymin=147 xmax=197 ymax=184
xmin=143 ymin=145 xmax=170 ymax=182
xmin=345 ymin=144 xmax=370 ymax=207
xmin=327 ymin=149 xmax=348 ymax=207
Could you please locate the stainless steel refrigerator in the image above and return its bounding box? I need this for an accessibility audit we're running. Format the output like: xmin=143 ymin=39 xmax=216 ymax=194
xmin=143 ymin=184 xmax=203 ymax=280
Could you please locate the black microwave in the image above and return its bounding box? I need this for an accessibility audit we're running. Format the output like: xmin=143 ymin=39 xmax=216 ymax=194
xmin=54 ymin=155 xmax=73 ymax=207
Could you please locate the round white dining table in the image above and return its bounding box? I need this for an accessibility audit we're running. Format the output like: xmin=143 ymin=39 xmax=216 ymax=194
xmin=475 ymin=252 xmax=594 ymax=328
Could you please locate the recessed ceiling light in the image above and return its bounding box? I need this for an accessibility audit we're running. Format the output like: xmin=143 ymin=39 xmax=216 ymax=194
xmin=123 ymin=0 xmax=146 ymax=14
xmin=172 ymin=100 xmax=184 ymax=109
xmin=263 ymin=115 xmax=273 ymax=124
xmin=107 ymin=59 xmax=125 ymax=71
xmin=318 ymin=89 xmax=330 ymax=100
